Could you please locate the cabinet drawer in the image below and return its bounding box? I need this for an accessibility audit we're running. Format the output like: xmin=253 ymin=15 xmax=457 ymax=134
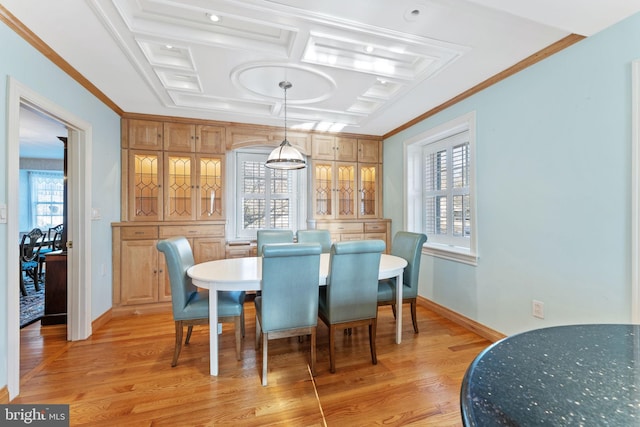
xmin=121 ymin=226 xmax=158 ymax=240
xmin=364 ymin=222 xmax=387 ymax=233
xmin=320 ymin=222 xmax=364 ymax=233
xmin=365 ymin=232 xmax=386 ymax=241
xmin=340 ymin=233 xmax=365 ymax=241
xmin=226 ymin=245 xmax=257 ymax=259
xmin=159 ymin=225 xmax=225 ymax=238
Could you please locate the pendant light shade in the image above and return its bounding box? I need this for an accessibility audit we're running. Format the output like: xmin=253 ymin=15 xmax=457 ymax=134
xmin=266 ymin=81 xmax=306 ymax=170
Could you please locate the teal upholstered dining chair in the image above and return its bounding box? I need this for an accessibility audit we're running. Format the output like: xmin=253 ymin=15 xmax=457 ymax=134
xmin=157 ymin=236 xmax=245 ymax=367
xmin=377 ymin=231 xmax=427 ymax=334
xmin=255 ymin=243 xmax=321 ymax=386
xmin=318 ymin=239 xmax=386 ymax=373
xmin=256 ymin=229 xmax=294 ymax=256
xmin=296 ymin=229 xmax=332 ymax=253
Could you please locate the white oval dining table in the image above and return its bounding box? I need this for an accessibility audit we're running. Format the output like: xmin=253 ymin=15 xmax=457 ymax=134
xmin=187 ymin=253 xmax=408 ymax=376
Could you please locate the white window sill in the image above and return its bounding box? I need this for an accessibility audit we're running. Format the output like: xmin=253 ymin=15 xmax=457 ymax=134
xmin=422 ymin=243 xmax=478 ymax=266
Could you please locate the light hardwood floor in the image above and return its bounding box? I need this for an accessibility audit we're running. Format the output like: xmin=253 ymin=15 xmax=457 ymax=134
xmin=16 ymin=302 xmax=490 ymax=426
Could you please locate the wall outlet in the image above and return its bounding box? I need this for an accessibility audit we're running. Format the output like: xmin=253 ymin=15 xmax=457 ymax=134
xmin=532 ymin=300 xmax=545 ymax=319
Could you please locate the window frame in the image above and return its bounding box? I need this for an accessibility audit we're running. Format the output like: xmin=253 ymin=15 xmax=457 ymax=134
xmin=229 ymin=148 xmax=307 ymax=241
xmin=405 ymin=112 xmax=478 ymax=265
xmin=28 ymin=170 xmax=64 ymax=231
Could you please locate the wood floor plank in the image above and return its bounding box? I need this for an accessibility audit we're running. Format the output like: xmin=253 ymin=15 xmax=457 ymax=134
xmin=16 ymin=303 xmax=490 ymax=426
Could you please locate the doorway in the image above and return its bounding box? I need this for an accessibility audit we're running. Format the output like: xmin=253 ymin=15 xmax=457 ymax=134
xmin=7 ymin=77 xmax=93 ymax=400
xmin=18 ymin=104 xmax=66 ymax=328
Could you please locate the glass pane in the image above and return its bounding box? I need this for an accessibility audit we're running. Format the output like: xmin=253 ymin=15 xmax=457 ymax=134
xmin=271 ymin=168 xmax=290 ymax=194
xmin=314 ymin=163 xmax=332 ymax=215
xmin=270 ymin=199 xmax=290 ymax=228
xmin=425 ymin=149 xmax=447 ymax=191
xmin=243 ymin=198 xmax=265 ymax=229
xmin=167 ymin=156 xmax=192 ymax=217
xmin=337 ymin=164 xmax=355 ymax=216
xmin=200 ymin=158 xmax=222 ymax=217
xmin=435 ymin=195 xmax=447 ymax=235
xmin=425 ymin=195 xmax=447 ymax=236
xmin=243 ymin=160 xmax=265 ymax=194
xmin=453 ymin=143 xmax=469 ymax=188
xmin=360 ymin=165 xmax=376 ymax=215
xmin=134 ymin=154 xmax=159 ymax=217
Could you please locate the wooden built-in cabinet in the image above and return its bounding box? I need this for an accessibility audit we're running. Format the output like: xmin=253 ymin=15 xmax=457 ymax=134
xmin=123 ymin=120 xmax=225 ymax=222
xmin=315 ymin=219 xmax=391 ymax=253
xmin=311 ymin=136 xmax=382 ymax=220
xmin=115 ymin=115 xmax=390 ymax=312
xmin=112 ymin=222 xmax=225 ymax=313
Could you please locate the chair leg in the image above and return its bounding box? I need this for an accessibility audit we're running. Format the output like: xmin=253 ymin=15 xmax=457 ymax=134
xmin=185 ymin=325 xmax=194 ymax=344
xmin=410 ymin=299 xmax=419 ymax=334
xmin=20 ymin=270 xmax=27 ymax=296
xmin=391 ymin=303 xmax=397 ymax=319
xmin=255 ymin=315 xmax=262 ymax=350
xmin=369 ymin=318 xmax=378 ymax=366
xmin=241 ymin=309 xmax=246 ymax=338
xmin=172 ymin=321 xmax=184 ymax=367
xmin=234 ymin=316 xmax=242 ymax=361
xmin=310 ymin=328 xmax=316 ymax=376
xmin=262 ymin=333 xmax=269 ymax=386
xmin=329 ymin=325 xmax=337 ymax=374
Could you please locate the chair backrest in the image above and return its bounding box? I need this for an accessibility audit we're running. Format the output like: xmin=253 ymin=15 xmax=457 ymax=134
xmin=156 ymin=236 xmax=203 ymax=320
xmin=20 ymin=228 xmax=44 ymax=262
xmin=325 ymin=240 xmax=386 ymax=323
xmin=48 ymin=224 xmax=64 ymax=250
xmin=261 ymin=243 xmax=321 ymax=331
xmin=391 ymin=231 xmax=428 ymax=298
xmin=296 ymin=229 xmax=332 ymax=253
xmin=256 ymin=229 xmax=294 ymax=256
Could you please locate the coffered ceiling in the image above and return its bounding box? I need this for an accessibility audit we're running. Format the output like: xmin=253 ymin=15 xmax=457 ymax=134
xmin=4 ymin=0 xmax=640 ymax=149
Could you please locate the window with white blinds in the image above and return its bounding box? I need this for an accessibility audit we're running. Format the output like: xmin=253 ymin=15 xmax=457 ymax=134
xmin=235 ymin=151 xmax=300 ymax=239
xmin=423 ymin=131 xmax=471 ymax=246
xmin=405 ymin=112 xmax=477 ymax=264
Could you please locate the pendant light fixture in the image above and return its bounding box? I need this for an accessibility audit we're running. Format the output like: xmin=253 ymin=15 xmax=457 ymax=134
xmin=266 ymin=81 xmax=306 ymax=170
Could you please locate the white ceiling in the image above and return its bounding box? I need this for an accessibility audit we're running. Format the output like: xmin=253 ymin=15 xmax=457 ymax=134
xmin=7 ymin=0 xmax=640 ymax=157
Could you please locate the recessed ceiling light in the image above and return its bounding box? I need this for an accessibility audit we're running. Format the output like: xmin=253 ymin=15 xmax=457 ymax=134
xmin=404 ymin=6 xmax=424 ymax=22
xmin=206 ymin=13 xmax=220 ymax=22
xmin=365 ymin=45 xmax=374 ymax=53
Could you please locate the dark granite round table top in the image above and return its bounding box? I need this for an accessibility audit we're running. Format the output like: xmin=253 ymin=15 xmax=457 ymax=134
xmin=460 ymin=324 xmax=640 ymax=426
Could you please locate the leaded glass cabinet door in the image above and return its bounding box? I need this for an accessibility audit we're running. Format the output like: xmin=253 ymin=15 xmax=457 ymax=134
xmin=164 ymin=153 xmax=195 ymax=221
xmin=129 ymin=150 xmax=163 ymax=221
xmin=335 ymin=162 xmax=357 ymax=219
xmin=197 ymin=155 xmax=224 ymax=220
xmin=312 ymin=160 xmax=334 ymax=219
xmin=358 ymin=163 xmax=378 ymax=218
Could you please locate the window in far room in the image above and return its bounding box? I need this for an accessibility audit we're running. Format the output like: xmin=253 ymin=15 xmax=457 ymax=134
xmin=405 ymin=112 xmax=477 ymax=265
xmin=29 ymin=170 xmax=64 ymax=230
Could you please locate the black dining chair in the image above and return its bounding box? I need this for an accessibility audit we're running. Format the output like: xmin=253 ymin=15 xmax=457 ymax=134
xmin=38 ymin=224 xmax=64 ymax=279
xmin=20 ymin=228 xmax=44 ymax=296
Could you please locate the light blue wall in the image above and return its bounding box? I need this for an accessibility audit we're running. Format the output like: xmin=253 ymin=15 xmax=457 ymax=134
xmin=0 ymin=21 xmax=121 ymax=387
xmin=384 ymin=13 xmax=640 ymax=336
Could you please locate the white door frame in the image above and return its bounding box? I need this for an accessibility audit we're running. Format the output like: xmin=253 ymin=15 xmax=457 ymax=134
xmin=632 ymin=60 xmax=640 ymax=323
xmin=6 ymin=77 xmax=92 ymax=399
